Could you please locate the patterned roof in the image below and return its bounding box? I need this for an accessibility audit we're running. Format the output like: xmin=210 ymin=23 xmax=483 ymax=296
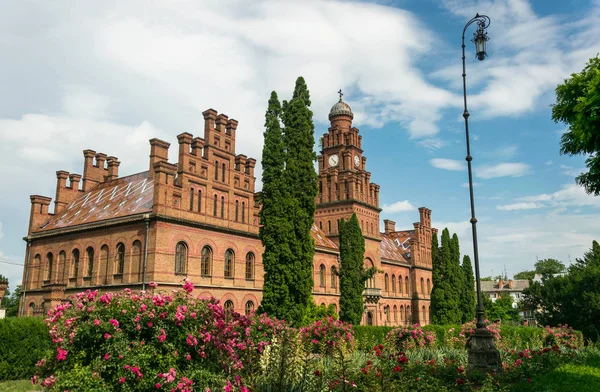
xmin=38 ymin=172 xmax=154 ymax=232
xmin=36 ymin=171 xmax=340 ymax=252
xmin=311 ymin=224 xmax=338 ymax=250
xmin=329 ymin=99 xmax=354 ymax=120
xmin=380 ymin=230 xmax=414 ymax=262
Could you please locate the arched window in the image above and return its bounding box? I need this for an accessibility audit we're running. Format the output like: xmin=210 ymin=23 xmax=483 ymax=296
xmin=393 ymin=305 xmax=398 ymax=322
xmin=29 ymin=302 xmax=36 ymax=316
xmin=331 ymin=266 xmax=337 ymax=289
xmin=190 ymin=188 xmax=194 ymax=211
xmin=235 ymin=200 xmax=239 ymax=221
xmin=328 ymin=221 xmax=331 ymax=233
xmin=365 ymin=258 xmax=375 ymax=288
xmin=245 ymin=300 xmax=254 ymax=316
xmin=215 ymin=160 xmax=219 ymax=180
xmin=32 ymin=254 xmax=41 ymax=287
xmin=391 ymin=274 xmax=396 ymax=294
xmin=201 ymin=246 xmax=212 ymax=277
xmin=99 ymin=246 xmax=108 ymax=283
xmin=386 ymin=305 xmax=390 ymax=322
xmin=319 ymin=221 xmax=323 ymax=230
xmin=222 ymin=163 xmax=226 ymax=182
xmin=245 ymin=252 xmax=254 ymax=280
xmin=421 ymin=277 xmax=425 ymax=294
xmin=221 ymin=196 xmax=225 ymax=218
xmin=422 ymin=306 xmax=426 ymax=324
xmin=116 ymin=243 xmax=125 ymax=274
xmin=224 ymin=249 xmax=234 ymax=278
xmin=86 ymin=247 xmax=94 ymax=277
xmin=224 ymin=300 xmax=234 ymax=311
xmin=213 ymin=195 xmax=218 ymax=216
xmin=72 ymin=249 xmax=80 ymax=279
xmin=406 ymin=306 xmax=411 ymax=324
xmin=241 ymin=202 xmax=245 ymax=223
xmin=319 ymin=264 xmax=326 ymax=287
xmin=132 ymin=240 xmax=143 ymax=281
xmin=384 ymin=273 xmax=389 ymax=292
xmin=400 ymin=305 xmax=405 ymax=324
xmin=405 ymin=276 xmax=409 ymax=295
xmin=197 ymin=190 xmax=202 ymax=212
xmin=399 ymin=275 xmax=403 ymax=295
xmin=58 ymin=251 xmax=66 ymax=282
xmin=45 ymin=253 xmax=53 ymax=281
xmin=427 ymin=278 xmax=431 ymax=295
xmin=175 ymin=242 xmax=188 ymax=275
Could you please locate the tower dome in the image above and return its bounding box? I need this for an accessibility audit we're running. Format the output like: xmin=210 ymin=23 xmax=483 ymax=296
xmin=329 ymin=91 xmax=353 ymax=120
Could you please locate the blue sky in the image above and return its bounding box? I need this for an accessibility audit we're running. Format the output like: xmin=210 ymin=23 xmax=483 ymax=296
xmin=1 ymin=0 xmax=600 ymax=289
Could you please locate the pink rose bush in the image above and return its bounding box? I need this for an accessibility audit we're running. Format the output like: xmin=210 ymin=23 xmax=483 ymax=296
xmin=385 ymin=323 xmax=436 ymax=351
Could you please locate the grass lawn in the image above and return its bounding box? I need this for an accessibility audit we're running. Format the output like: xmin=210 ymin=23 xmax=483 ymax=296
xmin=0 ymin=379 xmax=41 ymax=392
xmin=511 ymin=354 xmax=600 ymax=392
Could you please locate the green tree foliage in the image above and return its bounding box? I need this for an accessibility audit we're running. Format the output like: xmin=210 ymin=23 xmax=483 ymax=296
xmin=0 ymin=284 xmax=20 ymax=318
xmin=281 ymin=77 xmax=319 ymax=324
xmin=259 ymin=78 xmax=318 ymax=324
xmin=480 ymin=276 xmax=493 ymax=281
xmin=534 ymin=258 xmax=566 ymax=277
xmin=552 ymin=55 xmax=600 ymax=195
xmin=430 ymin=228 xmax=462 ymax=324
xmin=483 ymin=293 xmax=521 ymax=322
xmin=460 ymin=255 xmax=476 ymax=323
xmin=513 ymin=270 xmax=536 ymax=280
xmin=523 ymin=240 xmax=600 ymax=341
xmin=338 ymin=214 xmax=376 ymax=325
xmin=258 ymin=91 xmax=295 ymax=320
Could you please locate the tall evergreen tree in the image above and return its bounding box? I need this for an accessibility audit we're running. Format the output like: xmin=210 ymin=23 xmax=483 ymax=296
xmin=257 ymin=91 xmax=294 ymax=319
xmin=460 ymin=255 xmax=477 ymax=323
xmin=338 ymin=214 xmax=376 ymax=325
xmin=430 ymin=228 xmax=462 ymax=324
xmin=281 ymin=77 xmax=318 ymax=324
xmin=430 ymin=231 xmax=444 ymax=323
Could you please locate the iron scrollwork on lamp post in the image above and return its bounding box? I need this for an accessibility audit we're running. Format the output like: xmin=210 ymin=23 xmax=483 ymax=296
xmin=461 ymin=13 xmax=502 ymax=373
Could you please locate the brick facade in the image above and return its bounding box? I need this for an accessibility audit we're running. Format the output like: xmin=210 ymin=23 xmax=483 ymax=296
xmin=19 ymin=98 xmax=435 ymax=326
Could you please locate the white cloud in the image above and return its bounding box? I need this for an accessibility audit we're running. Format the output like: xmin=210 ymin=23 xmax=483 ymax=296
xmin=461 ymin=182 xmax=480 ymax=188
xmin=546 ymin=160 xmax=553 ymax=165
xmin=429 ymin=158 xmax=464 ymax=171
xmin=560 ymin=164 xmax=585 ymax=177
xmin=383 ymin=200 xmax=416 ymax=213
xmin=416 ymin=138 xmax=446 ymax=150
xmin=476 ymin=162 xmax=531 ymax=179
xmin=496 ymin=202 xmax=542 ymax=211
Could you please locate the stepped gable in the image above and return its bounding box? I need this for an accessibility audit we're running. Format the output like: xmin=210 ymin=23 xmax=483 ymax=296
xmin=38 ymin=171 xmax=154 ymax=232
xmin=380 ymin=230 xmax=414 ymax=262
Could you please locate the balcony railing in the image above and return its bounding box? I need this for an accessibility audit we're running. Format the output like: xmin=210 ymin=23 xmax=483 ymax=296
xmin=363 ymin=287 xmax=381 ymax=304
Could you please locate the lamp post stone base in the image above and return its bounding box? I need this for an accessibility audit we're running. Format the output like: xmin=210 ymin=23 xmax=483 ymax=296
xmin=467 ymin=328 xmax=503 ymax=374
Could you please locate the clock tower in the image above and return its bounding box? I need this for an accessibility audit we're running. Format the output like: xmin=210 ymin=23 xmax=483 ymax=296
xmin=315 ymin=93 xmax=381 ymax=247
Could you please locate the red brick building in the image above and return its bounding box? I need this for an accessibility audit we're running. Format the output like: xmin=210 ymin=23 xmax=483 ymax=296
xmin=19 ymin=98 xmax=435 ymax=326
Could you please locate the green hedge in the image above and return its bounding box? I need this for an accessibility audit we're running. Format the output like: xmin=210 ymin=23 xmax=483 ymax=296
xmin=353 ymin=324 xmax=559 ymax=351
xmin=0 ymin=317 xmax=52 ymax=381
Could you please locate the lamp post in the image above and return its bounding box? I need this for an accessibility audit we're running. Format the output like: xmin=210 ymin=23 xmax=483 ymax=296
xmin=461 ymin=13 xmax=502 ymax=373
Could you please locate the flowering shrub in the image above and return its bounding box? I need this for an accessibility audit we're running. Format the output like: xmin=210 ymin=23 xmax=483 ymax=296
xmin=445 ymin=319 xmax=503 ymax=350
xmin=386 ymin=324 xmax=436 ymax=351
xmin=301 ymin=316 xmax=355 ymax=355
xmin=543 ymin=324 xmax=583 ymax=348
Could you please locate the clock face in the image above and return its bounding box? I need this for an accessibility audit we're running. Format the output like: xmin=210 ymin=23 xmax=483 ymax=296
xmin=354 ymin=155 xmax=360 ymax=167
xmin=328 ymin=154 xmax=339 ymax=167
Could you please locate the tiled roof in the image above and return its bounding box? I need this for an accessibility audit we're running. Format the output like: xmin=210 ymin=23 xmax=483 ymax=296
xmin=38 ymin=172 xmax=154 ymax=232
xmin=311 ymin=224 xmax=338 ymax=250
xmin=380 ymin=230 xmax=414 ymax=262
xmin=481 ymin=280 xmax=530 ymax=292
xmin=36 ymin=171 xmax=339 ymax=253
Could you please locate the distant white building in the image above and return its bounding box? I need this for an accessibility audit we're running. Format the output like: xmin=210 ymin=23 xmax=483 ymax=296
xmin=480 ymin=278 xmax=534 ymax=323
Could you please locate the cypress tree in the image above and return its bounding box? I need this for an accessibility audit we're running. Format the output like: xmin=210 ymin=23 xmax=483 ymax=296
xmin=257 ymin=91 xmax=294 ymax=319
xmin=281 ymin=77 xmax=318 ymax=324
xmin=460 ymin=255 xmax=477 ymax=323
xmin=338 ymin=214 xmax=375 ymax=325
xmin=430 ymin=231 xmax=444 ymax=323
xmin=430 ymin=228 xmax=462 ymax=324
xmin=450 ymin=233 xmax=464 ymax=322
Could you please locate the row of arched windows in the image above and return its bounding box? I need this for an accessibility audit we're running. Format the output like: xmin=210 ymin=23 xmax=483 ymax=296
xmin=174 ymin=242 xmax=255 ymax=280
xmin=383 ymin=304 xmax=413 ymax=324
xmin=33 ymin=241 xmax=142 ymax=287
xmin=223 ymin=299 xmax=255 ymax=315
xmin=318 ymin=264 xmax=337 ymax=289
xmin=383 ymin=273 xmax=411 ymax=296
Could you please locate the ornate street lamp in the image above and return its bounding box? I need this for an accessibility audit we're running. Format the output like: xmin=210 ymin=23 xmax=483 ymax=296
xmin=461 ymin=14 xmax=502 ymax=373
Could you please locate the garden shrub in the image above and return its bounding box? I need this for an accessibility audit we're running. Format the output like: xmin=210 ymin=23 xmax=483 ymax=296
xmin=353 ymin=326 xmax=393 ymax=351
xmin=385 ymin=324 xmax=436 ymax=351
xmin=301 ymin=316 xmax=355 ymax=355
xmin=0 ymin=316 xmax=52 ymax=381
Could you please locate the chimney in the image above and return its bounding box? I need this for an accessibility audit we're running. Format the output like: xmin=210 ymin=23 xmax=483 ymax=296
xmin=215 ymin=113 xmax=229 ymax=133
xmin=29 ymin=195 xmax=52 ymax=234
xmin=226 ymin=118 xmax=238 ymax=136
xmin=69 ymin=173 xmax=81 ymax=191
xmin=54 ymin=171 xmax=70 ymax=213
xmin=149 ymin=138 xmax=171 ymax=174
xmin=384 ymin=219 xmax=396 ymax=234
xmin=498 ymin=279 xmax=504 ymax=289
xmin=177 ymin=132 xmax=193 ymax=173
xmin=508 ymin=279 xmax=514 ymax=289
xmin=106 ymin=157 xmax=120 ymax=181
xmin=95 ymin=153 xmax=107 ymax=170
xmin=419 ymin=207 xmax=431 ymax=227
xmin=202 ymin=108 xmax=217 ymax=135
